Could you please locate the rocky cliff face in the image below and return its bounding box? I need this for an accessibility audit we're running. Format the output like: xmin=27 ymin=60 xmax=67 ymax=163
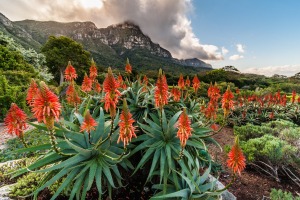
xmin=0 ymin=12 xmax=212 ymax=72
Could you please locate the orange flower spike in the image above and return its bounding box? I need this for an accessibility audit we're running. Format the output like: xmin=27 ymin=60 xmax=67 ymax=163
xmin=291 ymin=90 xmax=296 ymax=103
xmin=125 ymin=58 xmax=132 ymax=74
xmin=80 ymin=111 xmax=98 ymax=133
xmin=178 ymin=74 xmax=185 ymax=90
xmin=210 ymin=123 xmax=219 ymax=131
xmin=89 ymin=59 xmax=98 ymax=80
xmin=81 ymin=74 xmax=93 ymax=92
xmin=4 ymin=103 xmax=28 ymax=137
xmin=103 ymin=67 xmax=121 ymax=118
xmin=192 ymin=75 xmax=200 ymax=93
xmin=31 ymin=82 xmax=61 ymax=129
xmin=64 ymin=61 xmax=78 ymax=82
xmin=171 ymin=86 xmax=181 ymax=102
xmin=26 ymin=79 xmax=39 ymax=106
xmin=66 ymin=84 xmax=81 ymax=106
xmin=118 ymin=74 xmax=124 ymax=85
xmin=154 ymin=69 xmax=169 ymax=109
xmin=142 ymin=75 xmax=148 ymax=85
xmin=176 ymin=108 xmax=193 ymax=148
xmin=185 ymin=76 xmax=191 ymax=87
xmin=94 ymin=81 xmax=102 ymax=93
xmin=227 ymin=137 xmax=246 ymax=175
xmin=221 ymin=86 xmax=234 ymax=117
xmin=118 ymin=99 xmax=136 ymax=148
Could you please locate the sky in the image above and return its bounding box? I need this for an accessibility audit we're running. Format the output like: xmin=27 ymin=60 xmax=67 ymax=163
xmin=0 ymin=0 xmax=299 ymax=76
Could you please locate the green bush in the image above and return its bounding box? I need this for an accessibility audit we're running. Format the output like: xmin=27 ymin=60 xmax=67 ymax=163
xmin=270 ymin=188 xmax=300 ymax=200
xmin=0 ymin=128 xmax=48 ymax=162
xmin=241 ymin=134 xmax=297 ymax=165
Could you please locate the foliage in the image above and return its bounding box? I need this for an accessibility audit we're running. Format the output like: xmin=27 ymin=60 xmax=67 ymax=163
xmin=0 ymin=128 xmax=48 ymax=162
xmin=235 ymin=121 xmax=300 ymax=185
xmin=270 ymin=188 xmax=300 ymax=200
xmin=41 ymin=36 xmax=91 ymax=85
xmin=6 ymin=65 xmax=230 ymax=199
xmin=0 ymin=31 xmax=53 ymax=81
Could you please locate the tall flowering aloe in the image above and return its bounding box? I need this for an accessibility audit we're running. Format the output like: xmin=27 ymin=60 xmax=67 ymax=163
xmin=171 ymin=86 xmax=181 ymax=102
xmin=227 ymin=136 xmax=246 ymax=175
xmin=178 ymin=74 xmax=185 ymax=90
xmin=185 ymin=76 xmax=191 ymax=87
xmin=80 ymin=111 xmax=97 ymax=143
xmin=64 ymin=61 xmax=77 ymax=82
xmin=31 ymin=82 xmax=61 ymax=130
xmin=177 ymin=108 xmax=193 ymax=147
xmin=192 ymin=75 xmax=200 ymax=94
xmin=154 ymin=69 xmax=168 ymax=109
xmin=103 ymin=67 xmax=121 ymax=118
xmin=221 ymin=86 xmax=234 ymax=117
xmin=118 ymin=99 xmax=136 ymax=148
xmin=26 ymin=79 xmax=39 ymax=106
xmin=125 ymin=58 xmax=132 ymax=74
xmin=89 ymin=59 xmax=98 ymax=80
xmin=81 ymin=74 xmax=92 ymax=92
xmin=66 ymin=83 xmax=81 ymax=107
xmin=4 ymin=103 xmax=28 ymax=137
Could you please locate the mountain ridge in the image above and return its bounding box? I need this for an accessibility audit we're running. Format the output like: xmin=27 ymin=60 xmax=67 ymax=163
xmin=0 ymin=13 xmax=212 ymax=73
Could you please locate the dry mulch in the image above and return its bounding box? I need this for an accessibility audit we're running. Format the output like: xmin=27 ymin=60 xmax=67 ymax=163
xmin=208 ymin=127 xmax=300 ymax=200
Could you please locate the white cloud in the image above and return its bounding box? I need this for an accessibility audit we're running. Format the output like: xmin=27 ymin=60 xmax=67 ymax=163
xmin=229 ymin=54 xmax=244 ymax=60
xmin=221 ymin=47 xmax=229 ymax=55
xmin=236 ymin=44 xmax=245 ymax=53
xmin=243 ymin=65 xmax=300 ymax=77
xmin=0 ymin=0 xmax=223 ymax=60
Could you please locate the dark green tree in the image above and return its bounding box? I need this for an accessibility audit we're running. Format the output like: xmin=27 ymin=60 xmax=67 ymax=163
xmin=41 ymin=36 xmax=91 ymax=85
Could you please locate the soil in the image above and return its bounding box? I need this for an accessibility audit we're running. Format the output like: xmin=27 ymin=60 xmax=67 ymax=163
xmin=208 ymin=127 xmax=300 ymax=200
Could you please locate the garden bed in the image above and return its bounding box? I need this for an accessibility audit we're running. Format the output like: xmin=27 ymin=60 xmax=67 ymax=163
xmin=209 ymin=127 xmax=299 ymax=199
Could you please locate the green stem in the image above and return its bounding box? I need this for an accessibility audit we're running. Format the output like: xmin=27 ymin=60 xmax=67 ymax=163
xmin=49 ymin=129 xmax=70 ymax=156
xmin=20 ymin=133 xmax=28 ymax=148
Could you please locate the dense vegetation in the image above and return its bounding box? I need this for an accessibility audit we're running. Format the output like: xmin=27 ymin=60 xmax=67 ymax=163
xmin=0 ymin=31 xmax=300 ymax=199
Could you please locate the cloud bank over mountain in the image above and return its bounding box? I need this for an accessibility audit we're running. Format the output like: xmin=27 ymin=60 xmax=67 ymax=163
xmin=0 ymin=0 xmax=224 ymax=60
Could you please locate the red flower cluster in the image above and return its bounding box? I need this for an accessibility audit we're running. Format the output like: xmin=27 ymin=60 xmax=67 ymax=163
xmin=4 ymin=103 xmax=28 ymax=137
xmin=64 ymin=61 xmax=78 ymax=82
xmin=154 ymin=69 xmax=169 ymax=109
xmin=89 ymin=60 xmax=98 ymax=80
xmin=227 ymin=137 xmax=246 ymax=175
xmin=142 ymin=75 xmax=148 ymax=92
xmin=203 ymin=83 xmax=221 ymax=120
xmin=221 ymin=86 xmax=234 ymax=117
xmin=178 ymin=74 xmax=185 ymax=90
xmin=30 ymin=82 xmax=61 ymax=129
xmin=26 ymin=79 xmax=39 ymax=106
xmin=81 ymin=74 xmax=93 ymax=92
xmin=94 ymin=81 xmax=102 ymax=93
xmin=118 ymin=99 xmax=136 ymax=148
xmin=192 ymin=75 xmax=200 ymax=93
xmin=185 ymin=76 xmax=190 ymax=87
xmin=171 ymin=87 xmax=181 ymax=102
xmin=291 ymin=90 xmax=296 ymax=103
xmin=66 ymin=83 xmax=81 ymax=107
xmin=80 ymin=111 xmax=98 ymax=133
xmin=177 ymin=109 xmax=193 ymax=147
xmin=125 ymin=58 xmax=132 ymax=74
xmin=103 ymin=67 xmax=121 ymax=118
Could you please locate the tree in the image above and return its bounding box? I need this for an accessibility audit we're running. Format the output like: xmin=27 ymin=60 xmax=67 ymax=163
xmin=41 ymin=36 xmax=91 ymax=85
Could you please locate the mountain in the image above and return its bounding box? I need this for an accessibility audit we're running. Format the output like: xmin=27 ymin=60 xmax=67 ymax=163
xmin=0 ymin=13 xmax=212 ymax=74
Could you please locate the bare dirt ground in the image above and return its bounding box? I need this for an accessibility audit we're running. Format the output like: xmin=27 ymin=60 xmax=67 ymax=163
xmin=208 ymin=127 xmax=300 ymax=200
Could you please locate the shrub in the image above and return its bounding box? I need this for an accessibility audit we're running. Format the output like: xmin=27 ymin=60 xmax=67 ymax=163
xmin=270 ymin=188 xmax=300 ymax=200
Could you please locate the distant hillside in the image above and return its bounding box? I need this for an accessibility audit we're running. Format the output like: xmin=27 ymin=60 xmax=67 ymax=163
xmin=0 ymin=13 xmax=212 ymax=74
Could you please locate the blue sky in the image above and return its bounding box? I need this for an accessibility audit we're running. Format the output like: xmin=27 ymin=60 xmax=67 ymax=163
xmin=0 ymin=0 xmax=299 ymax=76
xmin=191 ymin=0 xmax=300 ymax=75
